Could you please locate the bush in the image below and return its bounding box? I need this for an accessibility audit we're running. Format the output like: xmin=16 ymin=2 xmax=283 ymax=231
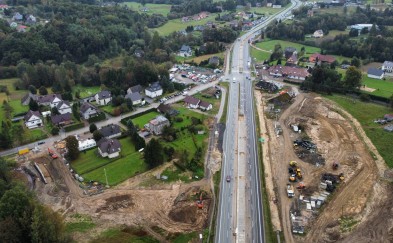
xmin=175 ymin=117 xmax=183 ymax=123
xmin=64 ymin=123 xmax=85 ymax=132
xmin=88 ymin=112 xmax=106 ymax=123
xmin=51 ymin=127 xmax=59 ymax=135
xmin=359 ymin=93 xmax=371 ymax=102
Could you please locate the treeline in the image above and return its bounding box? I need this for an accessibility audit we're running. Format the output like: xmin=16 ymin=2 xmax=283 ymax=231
xmin=168 ymin=0 xmax=221 ymax=19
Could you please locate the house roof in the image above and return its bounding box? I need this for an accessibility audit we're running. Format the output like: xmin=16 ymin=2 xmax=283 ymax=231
xmin=125 ymin=92 xmax=142 ymax=102
xmin=180 ymin=45 xmax=191 ymax=52
xmin=80 ymin=102 xmax=98 ymax=113
xmin=127 ymin=85 xmax=143 ymax=94
xmin=368 ymin=68 xmax=384 ymax=76
xmin=284 ymin=47 xmax=296 ymax=53
xmin=209 ymin=56 xmax=220 ymax=65
xmin=99 ymin=124 xmax=121 ymax=138
xmin=383 ymin=61 xmax=393 ymax=68
xmin=97 ymin=137 xmax=121 ymax=155
xmin=157 ymin=103 xmax=179 ymax=116
xmin=24 ymin=110 xmax=40 ymax=121
xmin=56 ymin=100 xmax=70 ymax=109
xmin=146 ymin=82 xmax=162 ymax=92
xmin=269 ymin=65 xmax=309 ymax=78
xmin=21 ymin=92 xmax=37 ymax=104
xmin=309 ymin=53 xmax=336 ymax=63
xmin=199 ymin=100 xmax=211 ymax=109
xmin=37 ymin=94 xmax=62 ymax=104
xmin=184 ymin=95 xmax=200 ymax=106
xmin=96 ymin=90 xmax=111 ymax=100
xmin=149 ymin=115 xmax=169 ymax=126
xmin=51 ymin=113 xmax=72 ymax=125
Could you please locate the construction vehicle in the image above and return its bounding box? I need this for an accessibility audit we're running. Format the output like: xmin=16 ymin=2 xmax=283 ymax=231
xmin=289 ymin=161 xmax=297 ymax=167
xmin=332 ymin=161 xmax=339 ymax=170
xmin=286 ymin=184 xmax=294 ymax=198
xmin=289 ymin=174 xmax=297 ymax=182
xmin=196 ymin=192 xmax=203 ymax=209
xmin=18 ymin=148 xmax=29 ymax=155
xmin=296 ymin=182 xmax=306 ymax=190
xmin=296 ymin=168 xmax=302 ymax=180
xmin=48 ymin=148 xmax=58 ymax=159
xmin=339 ymin=173 xmax=344 ymax=181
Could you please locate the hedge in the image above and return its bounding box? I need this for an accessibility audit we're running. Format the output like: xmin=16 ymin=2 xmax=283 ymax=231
xmin=88 ymin=113 xmax=106 ymax=123
xmin=120 ymin=108 xmax=156 ymax=126
xmin=64 ymin=122 xmax=85 ymax=132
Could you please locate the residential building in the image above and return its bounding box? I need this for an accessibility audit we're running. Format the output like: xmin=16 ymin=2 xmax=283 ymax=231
xmin=313 ymin=29 xmax=324 ymax=38
xmin=157 ymin=103 xmax=179 ymax=116
xmin=350 ymin=24 xmax=375 ymax=34
xmin=382 ymin=61 xmax=393 ymax=73
xmin=286 ymin=52 xmax=298 ymax=65
xmin=199 ymin=100 xmax=212 ymax=111
xmin=149 ymin=115 xmax=170 ymax=135
xmin=99 ymin=124 xmax=122 ymax=139
xmin=95 ymin=90 xmax=112 ymax=106
xmin=56 ymin=101 xmax=72 ymax=114
xmin=25 ymin=14 xmax=36 ymax=24
xmin=34 ymin=94 xmax=62 ymax=107
xmin=51 ymin=113 xmax=72 ymax=126
xmin=184 ymin=95 xmax=200 ymax=109
xmin=178 ymin=45 xmax=192 ymax=57
xmin=97 ymin=137 xmax=121 ymax=158
xmin=41 ymin=111 xmax=51 ymax=118
xmin=24 ymin=110 xmax=42 ymax=129
xmin=125 ymin=92 xmax=144 ymax=105
xmin=13 ymin=12 xmax=23 ymax=21
xmin=309 ymin=53 xmax=336 ymax=64
xmin=16 ymin=25 xmax=27 ymax=33
xmin=269 ymin=65 xmax=310 ymax=80
xmin=284 ymin=47 xmax=297 ymax=59
xmin=79 ymin=102 xmax=99 ymax=120
xmin=127 ymin=84 xmax=143 ymax=94
xmin=145 ymin=82 xmax=163 ymax=98
xmin=209 ymin=56 xmax=220 ymax=66
xmin=367 ymin=68 xmax=384 ymax=79
xmin=78 ymin=139 xmax=96 ymax=151
xmin=21 ymin=92 xmax=37 ymax=105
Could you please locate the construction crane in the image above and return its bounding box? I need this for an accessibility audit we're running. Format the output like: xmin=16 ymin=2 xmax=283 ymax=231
xmin=48 ymin=148 xmax=58 ymax=159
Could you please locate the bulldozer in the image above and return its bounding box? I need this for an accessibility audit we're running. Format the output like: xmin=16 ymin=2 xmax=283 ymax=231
xmin=289 ymin=174 xmax=297 ymax=182
xmin=289 ymin=161 xmax=297 ymax=167
xmin=296 ymin=182 xmax=306 ymax=190
xmin=339 ymin=173 xmax=344 ymax=181
xmin=296 ymin=168 xmax=302 ymax=180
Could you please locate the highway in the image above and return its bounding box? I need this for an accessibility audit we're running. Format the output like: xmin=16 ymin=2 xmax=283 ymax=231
xmin=215 ymin=1 xmax=301 ymax=242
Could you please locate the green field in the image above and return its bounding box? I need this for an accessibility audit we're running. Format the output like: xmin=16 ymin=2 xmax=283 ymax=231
xmin=250 ymin=47 xmax=271 ymax=62
xmin=122 ymin=2 xmax=172 ymax=16
xmin=9 ymin=99 xmax=28 ymax=115
xmin=131 ymin=111 xmax=160 ymax=128
xmin=325 ymin=95 xmax=393 ymax=167
xmin=73 ymin=85 xmax=100 ymax=99
xmin=255 ymin=39 xmax=321 ymax=54
xmin=250 ymin=6 xmax=284 ymax=15
xmin=91 ymin=227 xmax=159 ymax=243
xmin=171 ymin=106 xmax=207 ymax=128
xmin=361 ymin=75 xmax=393 ymax=98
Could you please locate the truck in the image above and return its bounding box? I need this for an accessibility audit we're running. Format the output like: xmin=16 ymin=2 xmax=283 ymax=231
xmin=286 ymin=184 xmax=295 ymax=198
xmin=18 ymin=148 xmax=29 ymax=155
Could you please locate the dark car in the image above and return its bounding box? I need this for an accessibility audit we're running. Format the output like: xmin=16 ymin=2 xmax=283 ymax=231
xmin=37 ymin=141 xmax=45 ymax=145
xmin=226 ymin=175 xmax=231 ymax=182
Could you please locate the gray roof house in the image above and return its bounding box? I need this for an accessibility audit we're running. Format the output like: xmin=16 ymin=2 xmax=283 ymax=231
xmin=125 ymin=92 xmax=143 ymax=105
xmin=99 ymin=124 xmax=122 ymax=139
xmin=184 ymin=95 xmax=200 ymax=109
xmin=51 ymin=113 xmax=72 ymax=126
xmin=80 ymin=102 xmax=99 ymax=120
xmin=127 ymin=85 xmax=143 ymax=94
xmin=149 ymin=115 xmax=170 ymax=135
xmin=367 ymin=68 xmax=384 ymax=79
xmin=145 ymin=82 xmax=163 ymax=98
xmin=21 ymin=92 xmax=37 ymax=105
xmin=157 ymin=103 xmax=179 ymax=116
xmin=382 ymin=61 xmax=393 ymax=73
xmin=36 ymin=94 xmax=62 ymax=107
xmin=95 ymin=90 xmax=112 ymax=106
xmin=179 ymin=45 xmax=192 ymax=57
xmin=97 ymin=137 xmax=121 ymax=158
xmin=13 ymin=12 xmax=23 ymax=21
xmin=284 ymin=47 xmax=297 ymax=59
xmin=209 ymin=56 xmax=220 ymax=66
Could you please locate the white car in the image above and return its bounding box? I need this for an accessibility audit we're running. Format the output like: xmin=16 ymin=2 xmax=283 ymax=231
xmin=232 ymin=77 xmax=236 ymax=83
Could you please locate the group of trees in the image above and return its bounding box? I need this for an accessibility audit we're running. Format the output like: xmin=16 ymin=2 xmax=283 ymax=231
xmin=0 ymin=157 xmax=70 ymax=242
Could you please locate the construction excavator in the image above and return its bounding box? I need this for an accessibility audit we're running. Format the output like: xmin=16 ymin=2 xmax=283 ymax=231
xmin=196 ymin=192 xmax=203 ymax=209
xmin=296 ymin=182 xmax=306 ymax=190
xmin=48 ymin=148 xmax=58 ymax=159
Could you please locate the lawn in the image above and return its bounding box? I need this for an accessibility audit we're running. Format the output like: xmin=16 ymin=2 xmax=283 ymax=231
xmin=250 ymin=46 xmax=271 ymax=62
xmin=193 ymin=92 xmax=221 ymax=115
xmin=73 ymin=85 xmax=100 ymax=99
xmin=122 ymin=2 xmax=172 ymax=16
xmin=171 ymin=106 xmax=207 ymax=128
xmin=131 ymin=111 xmax=160 ymax=128
xmin=9 ymin=99 xmax=28 ymax=115
xmin=250 ymin=7 xmax=284 ymax=15
xmin=187 ymin=52 xmax=224 ymax=65
xmin=66 ymin=214 xmax=96 ymax=233
xmin=325 ymin=95 xmax=393 ymax=167
xmin=361 ymin=75 xmax=393 ymax=98
xmin=91 ymin=227 xmax=159 ymax=243
xmin=100 ymin=105 xmax=117 ymax=115
xmin=255 ymin=39 xmax=321 ymax=54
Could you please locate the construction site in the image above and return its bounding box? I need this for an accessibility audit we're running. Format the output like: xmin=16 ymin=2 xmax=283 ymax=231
xmin=256 ymin=86 xmax=393 ymax=242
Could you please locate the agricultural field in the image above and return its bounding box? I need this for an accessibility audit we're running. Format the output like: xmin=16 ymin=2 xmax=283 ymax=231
xmin=0 ymin=78 xmax=29 ymax=122
xmin=122 ymin=2 xmax=172 ymax=16
xmin=326 ymin=94 xmax=393 ymax=167
xmin=361 ymin=75 xmax=393 ymax=98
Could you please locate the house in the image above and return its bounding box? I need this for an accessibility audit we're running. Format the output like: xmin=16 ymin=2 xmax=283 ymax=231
xmin=178 ymin=45 xmax=192 ymax=57
xmin=284 ymin=47 xmax=297 ymax=59
xmin=95 ymin=90 xmax=112 ymax=106
xmin=41 ymin=111 xmax=51 ymax=118
xmin=145 ymin=82 xmax=163 ymax=98
xmin=194 ymin=25 xmax=205 ymax=31
xmin=157 ymin=103 xmax=179 ymax=116
xmin=127 ymin=85 xmax=143 ymax=94
xmin=367 ymin=68 xmax=384 ymax=79
xmin=313 ymin=29 xmax=324 ymax=38
xmin=125 ymin=92 xmax=144 ymax=105
xmin=209 ymin=56 xmax=220 ymax=66
xmin=134 ymin=49 xmax=144 ymax=58
xmin=184 ymin=95 xmax=200 ymax=109
xmin=9 ymin=22 xmax=17 ymax=28
xmin=0 ymin=5 xmax=9 ymax=11
xmin=199 ymin=100 xmax=212 ymax=111
xmin=269 ymin=65 xmax=310 ymax=80
xmin=99 ymin=124 xmax=122 ymax=139
xmin=97 ymin=137 xmax=121 ymax=158
xmin=30 ymin=94 xmax=62 ymax=107
xmin=350 ymin=24 xmax=375 ymax=34
xmin=21 ymin=92 xmax=37 ymax=105
xmin=13 ymin=12 xmax=23 ymax=21
xmin=24 ymin=110 xmax=42 ymax=129
xmin=16 ymin=25 xmax=27 ymax=33
xmin=309 ymin=53 xmax=336 ymax=64
xmin=56 ymin=101 xmax=72 ymax=114
xmin=25 ymin=14 xmax=36 ymax=24
xmin=78 ymin=139 xmax=96 ymax=151
xmin=286 ymin=53 xmax=298 ymax=65
xmin=382 ymin=61 xmax=393 ymax=73
xmin=79 ymin=102 xmax=99 ymax=120
xmin=149 ymin=116 xmax=170 ymax=135
xmin=384 ymin=114 xmax=393 ymax=122
xmin=51 ymin=113 xmax=72 ymax=126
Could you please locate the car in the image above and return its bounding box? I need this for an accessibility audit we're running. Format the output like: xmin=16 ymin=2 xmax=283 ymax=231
xmin=37 ymin=141 xmax=45 ymax=145
xmin=226 ymin=175 xmax=231 ymax=182
xmin=232 ymin=77 xmax=236 ymax=83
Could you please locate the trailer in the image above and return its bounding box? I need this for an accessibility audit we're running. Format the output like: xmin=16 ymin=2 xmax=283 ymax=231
xmin=18 ymin=148 xmax=29 ymax=155
xmin=287 ymin=184 xmax=295 ymax=198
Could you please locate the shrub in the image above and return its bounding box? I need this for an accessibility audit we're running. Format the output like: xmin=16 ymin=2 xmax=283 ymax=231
xmin=175 ymin=117 xmax=183 ymax=123
xmin=51 ymin=127 xmax=59 ymax=135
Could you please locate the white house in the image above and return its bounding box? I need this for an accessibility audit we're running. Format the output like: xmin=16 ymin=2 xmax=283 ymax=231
xmin=178 ymin=45 xmax=192 ymax=57
xmin=145 ymin=82 xmax=163 ymax=98
xmin=199 ymin=100 xmax=212 ymax=111
xmin=35 ymin=94 xmax=62 ymax=107
xmin=78 ymin=139 xmax=96 ymax=151
xmin=367 ymin=68 xmax=384 ymax=79
xmin=41 ymin=111 xmax=51 ymax=118
xmin=48 ymin=95 xmax=63 ymax=108
xmin=24 ymin=110 xmax=43 ymax=129
xmin=79 ymin=102 xmax=99 ymax=120
xmin=56 ymin=101 xmax=72 ymax=114
xmin=382 ymin=61 xmax=393 ymax=73
xmin=97 ymin=137 xmax=121 ymax=158
xmin=184 ymin=95 xmax=200 ymax=109
xmin=313 ymin=29 xmax=324 ymax=38
xmin=95 ymin=90 xmax=112 ymax=106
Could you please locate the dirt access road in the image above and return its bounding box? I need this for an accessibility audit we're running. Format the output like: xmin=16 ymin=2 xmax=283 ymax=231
xmin=256 ymin=89 xmax=393 ymax=243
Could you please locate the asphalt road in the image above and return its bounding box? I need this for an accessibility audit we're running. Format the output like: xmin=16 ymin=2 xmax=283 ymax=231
xmin=215 ymin=1 xmax=301 ymax=242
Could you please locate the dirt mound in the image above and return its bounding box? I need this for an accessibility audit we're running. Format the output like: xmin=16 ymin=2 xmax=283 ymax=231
xmin=168 ymin=203 xmax=198 ymax=224
xmin=96 ymin=194 xmax=134 ymax=213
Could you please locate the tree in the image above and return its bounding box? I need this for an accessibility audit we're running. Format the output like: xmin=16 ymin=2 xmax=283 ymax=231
xmin=29 ymin=99 xmax=39 ymax=111
xmin=89 ymin=123 xmax=97 ymax=133
xmin=126 ymin=119 xmax=137 ymax=135
xmin=369 ymin=24 xmax=377 ymax=36
xmin=351 ymin=57 xmax=361 ymax=68
xmin=28 ymin=85 xmax=37 ymax=94
xmin=93 ymin=130 xmax=103 ymax=141
xmin=132 ymin=132 xmax=145 ymax=151
xmin=51 ymin=127 xmax=59 ymax=135
xmin=65 ymin=136 xmax=79 ymax=160
xmin=343 ymin=66 xmax=362 ymax=91
xmin=144 ymin=139 xmax=164 ymax=168
xmin=125 ymin=98 xmax=133 ymax=111
xmin=390 ymin=94 xmax=393 ymax=110
xmin=38 ymin=86 xmax=48 ymax=95
xmin=51 ymin=107 xmax=60 ymax=115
